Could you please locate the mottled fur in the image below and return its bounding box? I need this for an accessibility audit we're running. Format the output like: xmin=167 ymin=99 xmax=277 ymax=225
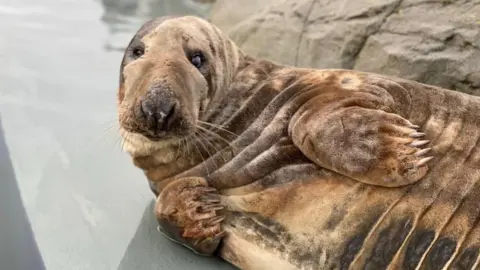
xmin=117 ymin=16 xmax=480 ymax=269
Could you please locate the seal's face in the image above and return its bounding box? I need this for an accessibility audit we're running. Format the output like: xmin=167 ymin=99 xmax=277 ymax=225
xmin=117 ymin=16 xmax=231 ymax=155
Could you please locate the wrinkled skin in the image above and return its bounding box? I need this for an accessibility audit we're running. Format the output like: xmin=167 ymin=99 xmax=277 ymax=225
xmin=117 ymin=16 xmax=480 ymax=270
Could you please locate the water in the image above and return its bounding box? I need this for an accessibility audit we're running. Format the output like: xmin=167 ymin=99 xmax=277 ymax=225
xmin=100 ymin=0 xmax=214 ymax=51
xmin=0 ymin=0 xmax=234 ymax=269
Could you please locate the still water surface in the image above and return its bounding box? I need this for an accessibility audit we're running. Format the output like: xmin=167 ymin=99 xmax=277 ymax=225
xmin=0 ymin=0 xmax=233 ymax=269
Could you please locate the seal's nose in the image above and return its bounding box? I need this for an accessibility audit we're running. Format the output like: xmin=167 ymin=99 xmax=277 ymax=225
xmin=140 ymin=90 xmax=177 ymax=135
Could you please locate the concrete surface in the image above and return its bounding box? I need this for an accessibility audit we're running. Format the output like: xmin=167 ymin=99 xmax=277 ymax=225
xmin=0 ymin=0 xmax=234 ymax=269
xmin=0 ymin=117 xmax=46 ymax=270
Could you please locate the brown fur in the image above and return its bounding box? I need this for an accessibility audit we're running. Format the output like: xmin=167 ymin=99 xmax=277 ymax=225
xmin=117 ymin=15 xmax=480 ymax=269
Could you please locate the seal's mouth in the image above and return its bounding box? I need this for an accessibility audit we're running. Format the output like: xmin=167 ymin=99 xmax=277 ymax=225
xmin=141 ymin=131 xmax=184 ymax=142
xmin=119 ymin=126 xmax=186 ymax=156
xmin=120 ymin=114 xmax=195 ymax=143
xmin=118 ymin=82 xmax=198 ymax=143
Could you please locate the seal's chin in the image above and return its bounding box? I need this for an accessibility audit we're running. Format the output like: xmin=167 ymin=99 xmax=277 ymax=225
xmin=119 ymin=127 xmax=185 ymax=157
xmin=142 ymin=133 xmax=177 ymax=142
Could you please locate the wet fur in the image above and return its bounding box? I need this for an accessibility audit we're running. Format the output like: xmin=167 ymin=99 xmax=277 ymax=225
xmin=117 ymin=16 xmax=480 ymax=269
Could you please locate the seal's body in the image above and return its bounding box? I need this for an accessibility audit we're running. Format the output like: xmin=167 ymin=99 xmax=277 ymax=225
xmin=117 ymin=16 xmax=480 ymax=269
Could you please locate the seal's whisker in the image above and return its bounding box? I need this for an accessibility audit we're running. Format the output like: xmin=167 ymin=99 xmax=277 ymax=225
xmin=197 ymin=120 xmax=238 ymax=139
xmin=194 ymin=130 xmax=220 ymax=171
xmin=116 ymin=135 xmax=125 ymax=151
xmin=99 ymin=118 xmax=119 ymax=129
xmin=91 ymin=123 xmax=119 ymax=145
xmin=182 ymin=136 xmax=189 ymax=158
xmin=196 ymin=128 xmax=228 ymax=163
xmin=191 ymin=134 xmax=210 ymax=176
xmin=198 ymin=108 xmax=218 ymax=116
xmin=102 ymin=123 xmax=118 ymax=133
xmin=186 ymin=135 xmax=192 ymax=157
xmin=94 ymin=132 xmax=117 ymax=149
xmin=198 ymin=108 xmax=216 ymax=113
xmin=197 ymin=127 xmax=236 ymax=167
xmin=175 ymin=138 xmax=184 ymax=160
xmin=196 ymin=125 xmax=236 ymax=150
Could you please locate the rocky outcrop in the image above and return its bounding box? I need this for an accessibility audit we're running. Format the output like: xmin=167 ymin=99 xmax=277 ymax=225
xmin=210 ymin=0 xmax=480 ymax=95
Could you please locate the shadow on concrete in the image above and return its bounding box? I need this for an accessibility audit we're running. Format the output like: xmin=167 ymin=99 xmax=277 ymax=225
xmin=0 ymin=116 xmax=46 ymax=270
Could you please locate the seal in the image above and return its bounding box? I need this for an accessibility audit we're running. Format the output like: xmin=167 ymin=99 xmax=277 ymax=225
xmin=117 ymin=15 xmax=480 ymax=269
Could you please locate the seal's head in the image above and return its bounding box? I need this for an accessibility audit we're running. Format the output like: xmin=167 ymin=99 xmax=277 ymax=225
xmin=116 ymin=16 xmax=243 ymax=156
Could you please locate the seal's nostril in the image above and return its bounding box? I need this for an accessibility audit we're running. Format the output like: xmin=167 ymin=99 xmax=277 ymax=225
xmin=141 ymin=99 xmax=156 ymax=129
xmin=164 ymin=103 xmax=176 ymax=130
xmin=141 ymin=101 xmax=153 ymax=116
xmin=156 ymin=102 xmax=176 ymax=133
xmin=140 ymin=94 xmax=178 ymax=135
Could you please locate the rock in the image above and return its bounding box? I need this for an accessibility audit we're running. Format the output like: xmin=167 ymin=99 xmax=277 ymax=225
xmin=209 ymin=0 xmax=480 ymax=95
xmin=209 ymin=0 xmax=279 ymax=31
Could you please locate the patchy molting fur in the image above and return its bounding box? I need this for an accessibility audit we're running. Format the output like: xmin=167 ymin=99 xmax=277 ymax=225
xmin=116 ymin=16 xmax=480 ymax=270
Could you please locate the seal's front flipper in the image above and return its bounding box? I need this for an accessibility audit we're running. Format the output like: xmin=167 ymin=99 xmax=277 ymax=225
xmin=290 ymin=104 xmax=433 ymax=188
xmin=154 ymin=177 xmax=225 ymax=256
xmin=157 ymin=218 xmax=225 ymax=256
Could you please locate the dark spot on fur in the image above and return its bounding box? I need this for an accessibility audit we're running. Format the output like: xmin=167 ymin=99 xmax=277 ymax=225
xmin=251 ymin=219 xmax=281 ymax=242
xmin=364 ymin=218 xmax=413 ymax=270
xmin=325 ymin=205 xmax=347 ymax=231
xmin=292 ymin=248 xmax=316 ymax=266
xmin=403 ymin=229 xmax=435 ymax=270
xmin=340 ymin=234 xmax=365 ymax=270
xmin=321 ymin=73 xmax=338 ymax=88
xmin=229 ymin=211 xmax=289 ymax=241
xmin=341 ymin=78 xmax=352 ymax=85
xmin=451 ymin=246 xmax=479 ymax=270
xmin=339 ymin=208 xmax=383 ymax=270
xmin=423 ymin=237 xmax=456 ymax=269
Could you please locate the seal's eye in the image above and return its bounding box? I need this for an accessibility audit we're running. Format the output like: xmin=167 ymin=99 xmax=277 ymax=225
xmin=190 ymin=52 xmax=205 ymax=69
xmin=132 ymin=47 xmax=144 ymax=59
